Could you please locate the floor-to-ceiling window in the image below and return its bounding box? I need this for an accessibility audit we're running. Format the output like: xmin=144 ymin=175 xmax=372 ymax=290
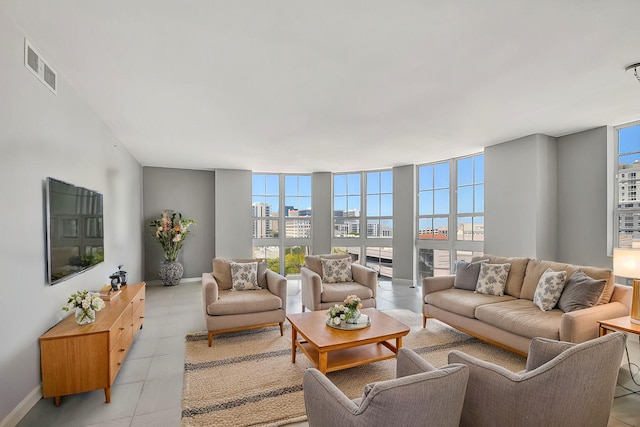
xmin=332 ymin=169 xmax=393 ymax=280
xmin=252 ymin=173 xmax=312 ymax=276
xmin=615 ymin=121 xmax=640 ymax=248
xmin=417 ymin=154 xmax=484 ymax=279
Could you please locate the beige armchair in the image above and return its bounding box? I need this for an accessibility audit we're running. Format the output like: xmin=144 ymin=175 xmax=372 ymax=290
xmin=448 ymin=331 xmax=626 ymax=427
xmin=202 ymin=258 xmax=287 ymax=346
xmin=303 ymin=348 xmax=469 ymax=427
xmin=300 ymin=254 xmax=377 ymax=312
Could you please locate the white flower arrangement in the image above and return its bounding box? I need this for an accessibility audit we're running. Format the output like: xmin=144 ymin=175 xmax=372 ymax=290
xmin=62 ymin=290 xmax=106 ymax=324
xmin=327 ymin=295 xmax=363 ymax=325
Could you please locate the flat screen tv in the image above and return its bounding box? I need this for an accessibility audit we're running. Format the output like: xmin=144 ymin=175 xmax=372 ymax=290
xmin=45 ymin=177 xmax=104 ymax=285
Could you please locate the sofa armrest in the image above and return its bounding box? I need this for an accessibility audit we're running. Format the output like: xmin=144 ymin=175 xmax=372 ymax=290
xmin=396 ymin=348 xmax=437 ymax=378
xmin=422 ymin=275 xmax=455 ymax=300
xmin=266 ymin=269 xmax=288 ymax=307
xmin=610 ymin=283 xmax=632 ymax=311
xmin=301 ymin=266 xmax=323 ymax=311
xmin=202 ymin=272 xmax=219 ymax=312
xmin=559 ymin=301 xmax=630 ymax=343
xmin=352 ymin=263 xmax=377 ymax=298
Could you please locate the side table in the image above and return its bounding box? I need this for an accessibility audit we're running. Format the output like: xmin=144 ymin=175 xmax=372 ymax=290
xmin=598 ymin=316 xmax=640 ymax=337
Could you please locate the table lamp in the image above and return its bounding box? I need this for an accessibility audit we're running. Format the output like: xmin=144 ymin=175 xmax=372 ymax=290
xmin=613 ymin=247 xmax=640 ymax=324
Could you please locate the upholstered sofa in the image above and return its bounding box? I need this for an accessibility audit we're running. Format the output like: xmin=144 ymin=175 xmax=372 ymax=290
xmin=300 ymin=254 xmax=377 ymax=312
xmin=422 ymin=255 xmax=632 ymax=356
xmin=202 ymin=258 xmax=287 ymax=346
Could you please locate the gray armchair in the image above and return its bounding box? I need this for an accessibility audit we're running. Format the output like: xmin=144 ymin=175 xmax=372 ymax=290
xmin=300 ymin=254 xmax=377 ymax=312
xmin=448 ymin=331 xmax=626 ymax=427
xmin=303 ymin=348 xmax=469 ymax=427
xmin=202 ymin=258 xmax=287 ymax=346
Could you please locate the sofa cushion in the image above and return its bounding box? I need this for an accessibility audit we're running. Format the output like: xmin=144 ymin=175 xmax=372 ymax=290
xmin=453 ymin=260 xmax=484 ymax=291
xmin=321 ymin=282 xmax=373 ymax=303
xmin=521 ymin=260 xmax=614 ymax=304
xmin=321 ymin=257 xmax=354 ymax=283
xmin=305 ymin=254 xmax=352 ymax=277
xmin=475 ymin=263 xmax=510 ymax=296
xmin=425 ymin=289 xmax=516 ymax=319
xmin=557 ymin=270 xmax=607 ymax=313
xmin=472 ymin=255 xmax=530 ymax=298
xmin=207 ymin=289 xmax=282 ymax=316
xmin=475 ymin=299 xmax=562 ymax=340
xmin=533 ymin=268 xmax=567 ymax=311
xmin=213 ymin=258 xmax=267 ymax=290
xmin=230 ymin=261 xmax=261 ymax=291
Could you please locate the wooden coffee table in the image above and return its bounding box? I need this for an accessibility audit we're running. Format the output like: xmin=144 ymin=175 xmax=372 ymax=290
xmin=286 ymin=308 xmax=410 ymax=374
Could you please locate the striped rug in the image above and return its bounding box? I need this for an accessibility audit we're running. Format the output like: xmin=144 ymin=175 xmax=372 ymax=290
xmin=181 ymin=309 xmax=526 ymax=427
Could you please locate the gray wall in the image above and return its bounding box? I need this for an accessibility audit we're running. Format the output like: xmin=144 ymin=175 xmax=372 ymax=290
xmin=311 ymin=172 xmax=332 ymax=255
xmin=557 ymin=127 xmax=611 ymax=267
xmin=143 ymin=167 xmax=215 ymax=280
xmin=393 ymin=165 xmax=416 ymax=285
xmin=0 ymin=10 xmax=143 ymax=423
xmin=485 ymin=129 xmax=611 ymax=268
xmin=214 ymin=169 xmax=252 ymax=258
xmin=485 ymin=134 xmax=559 ymax=259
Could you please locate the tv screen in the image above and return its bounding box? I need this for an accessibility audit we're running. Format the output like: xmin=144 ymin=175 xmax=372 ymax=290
xmin=45 ymin=177 xmax=104 ymax=285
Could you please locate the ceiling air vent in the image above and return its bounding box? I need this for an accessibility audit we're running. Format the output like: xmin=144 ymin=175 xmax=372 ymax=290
xmin=24 ymin=39 xmax=57 ymax=94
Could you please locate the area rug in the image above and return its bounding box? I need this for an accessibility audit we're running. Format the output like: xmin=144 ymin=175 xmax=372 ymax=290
xmin=181 ymin=309 xmax=526 ymax=427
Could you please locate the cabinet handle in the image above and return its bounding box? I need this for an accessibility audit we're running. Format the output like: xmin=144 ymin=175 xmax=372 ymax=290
xmin=119 ymin=327 xmax=125 ymax=331
xmin=119 ymin=348 xmax=125 ymax=352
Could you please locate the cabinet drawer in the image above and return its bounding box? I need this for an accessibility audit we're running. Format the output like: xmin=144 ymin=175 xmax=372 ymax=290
xmin=108 ymin=314 xmax=127 ymax=351
xmin=109 ymin=325 xmax=132 ymax=383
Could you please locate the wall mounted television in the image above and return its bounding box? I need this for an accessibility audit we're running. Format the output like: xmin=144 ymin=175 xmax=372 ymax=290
xmin=45 ymin=177 xmax=104 ymax=285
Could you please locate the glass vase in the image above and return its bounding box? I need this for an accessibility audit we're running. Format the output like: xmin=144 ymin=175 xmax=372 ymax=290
xmin=75 ymin=307 xmax=95 ymax=325
xmin=346 ymin=309 xmax=361 ymax=324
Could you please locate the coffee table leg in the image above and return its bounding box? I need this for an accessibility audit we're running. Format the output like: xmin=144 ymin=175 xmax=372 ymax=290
xmin=291 ymin=327 xmax=297 ymax=363
xmin=318 ymin=351 xmax=328 ymax=374
xmin=397 ymin=336 xmax=403 ymax=351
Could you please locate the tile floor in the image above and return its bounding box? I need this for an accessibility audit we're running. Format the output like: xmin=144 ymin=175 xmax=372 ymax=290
xmin=15 ymin=279 xmax=640 ymax=427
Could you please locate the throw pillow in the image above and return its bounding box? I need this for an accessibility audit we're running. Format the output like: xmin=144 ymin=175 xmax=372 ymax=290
xmin=453 ymin=260 xmax=484 ymax=291
xmin=230 ymin=261 xmax=261 ymax=291
xmin=557 ymin=270 xmax=607 ymax=312
xmin=533 ymin=268 xmax=567 ymax=311
xmin=321 ymin=258 xmax=354 ymax=283
xmin=475 ymin=263 xmax=511 ymax=296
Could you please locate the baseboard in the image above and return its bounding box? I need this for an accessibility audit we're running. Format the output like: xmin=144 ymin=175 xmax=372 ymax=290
xmin=146 ymin=277 xmax=201 ymax=286
xmin=389 ymin=278 xmax=416 ymax=288
xmin=0 ymin=385 xmax=41 ymax=427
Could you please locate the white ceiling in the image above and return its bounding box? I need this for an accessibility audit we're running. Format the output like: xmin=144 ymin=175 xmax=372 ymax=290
xmin=3 ymin=0 xmax=640 ymax=172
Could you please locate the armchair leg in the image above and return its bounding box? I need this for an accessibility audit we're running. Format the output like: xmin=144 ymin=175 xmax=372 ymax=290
xmin=279 ymin=322 xmax=284 ymax=336
xmin=422 ymin=315 xmax=427 ymax=328
xmin=208 ymin=331 xmax=214 ymax=347
xmin=301 ymin=304 xmax=305 ymax=312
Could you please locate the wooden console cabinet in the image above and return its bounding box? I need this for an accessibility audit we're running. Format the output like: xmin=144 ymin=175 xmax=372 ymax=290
xmin=40 ymin=282 xmax=145 ymax=406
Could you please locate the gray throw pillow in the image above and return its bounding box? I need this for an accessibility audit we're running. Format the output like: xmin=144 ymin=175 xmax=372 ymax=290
xmin=453 ymin=260 xmax=484 ymax=291
xmin=557 ymin=270 xmax=607 ymax=313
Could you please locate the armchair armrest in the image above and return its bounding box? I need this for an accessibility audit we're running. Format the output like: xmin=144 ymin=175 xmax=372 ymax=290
xmin=265 ymin=269 xmax=287 ymax=306
xmin=202 ymin=272 xmax=219 ymax=310
xmin=303 ymin=368 xmax=359 ymax=426
xmin=396 ymin=347 xmax=437 ymax=378
xmin=422 ymin=275 xmax=455 ymax=300
xmin=525 ymin=337 xmax=575 ymax=371
xmin=352 ymin=264 xmax=377 ymax=298
xmin=301 ymin=266 xmax=323 ymax=311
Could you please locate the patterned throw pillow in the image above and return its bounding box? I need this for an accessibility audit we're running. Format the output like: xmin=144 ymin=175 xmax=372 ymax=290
xmin=230 ymin=261 xmax=261 ymax=291
xmin=475 ymin=263 xmax=511 ymax=296
xmin=321 ymin=258 xmax=354 ymax=283
xmin=533 ymin=268 xmax=567 ymax=311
